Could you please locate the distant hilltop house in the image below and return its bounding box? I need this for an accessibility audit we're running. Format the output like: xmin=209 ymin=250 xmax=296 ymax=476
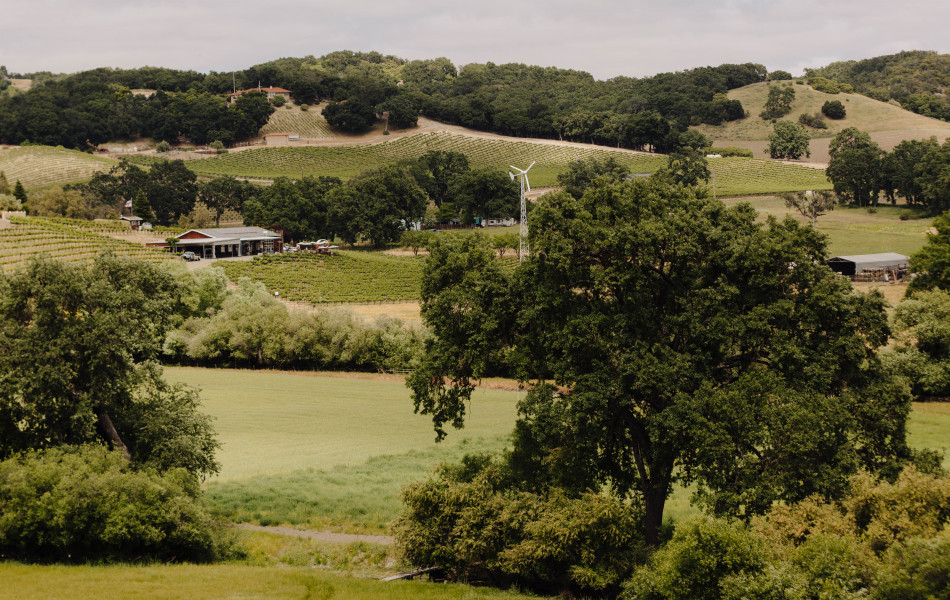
xmin=148 ymin=227 xmax=283 ymax=259
xmin=229 ymin=86 xmax=293 ymax=104
xmin=263 ymin=132 xmax=301 ymax=146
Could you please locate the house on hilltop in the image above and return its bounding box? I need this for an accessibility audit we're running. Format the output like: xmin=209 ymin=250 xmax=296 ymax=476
xmin=148 ymin=227 xmax=283 ymax=259
xmin=229 ymin=86 xmax=293 ymax=104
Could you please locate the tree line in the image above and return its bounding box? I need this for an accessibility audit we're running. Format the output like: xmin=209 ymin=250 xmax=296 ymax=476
xmin=1 ymin=51 xmax=767 ymax=152
xmin=825 ymin=128 xmax=950 ymax=211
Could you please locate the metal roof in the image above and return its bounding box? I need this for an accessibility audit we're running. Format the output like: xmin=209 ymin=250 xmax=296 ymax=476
xmin=178 ymin=227 xmax=280 ymax=241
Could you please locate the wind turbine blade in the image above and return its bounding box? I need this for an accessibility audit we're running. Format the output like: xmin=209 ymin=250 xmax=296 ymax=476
xmin=510 ymin=165 xmax=521 ymax=172
xmin=524 ymin=175 xmax=531 ymax=192
xmin=509 ymin=172 xmax=516 ymax=181
xmin=526 ymin=161 xmax=536 ymax=171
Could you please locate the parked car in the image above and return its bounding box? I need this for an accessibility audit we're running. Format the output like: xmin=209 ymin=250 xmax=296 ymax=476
xmin=181 ymin=251 xmax=200 ymax=261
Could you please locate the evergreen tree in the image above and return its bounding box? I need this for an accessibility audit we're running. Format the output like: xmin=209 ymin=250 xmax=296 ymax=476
xmin=133 ymin=190 xmax=154 ymax=222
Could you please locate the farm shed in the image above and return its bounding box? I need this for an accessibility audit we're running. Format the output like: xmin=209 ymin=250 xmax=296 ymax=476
xmin=148 ymin=227 xmax=282 ymax=258
xmin=826 ymin=253 xmax=909 ymax=278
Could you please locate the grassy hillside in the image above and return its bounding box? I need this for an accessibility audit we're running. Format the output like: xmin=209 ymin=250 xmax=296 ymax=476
xmin=179 ymin=131 xmax=829 ymax=193
xmin=0 ymin=145 xmax=117 ymax=189
xmin=693 ymin=81 xmax=950 ymax=161
xmin=260 ymin=102 xmax=340 ymax=139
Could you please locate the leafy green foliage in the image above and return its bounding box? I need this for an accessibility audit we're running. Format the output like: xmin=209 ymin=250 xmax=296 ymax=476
xmin=873 ymin=537 xmax=950 ymax=600
xmin=760 ymin=84 xmax=796 ymax=120
xmin=822 ymin=100 xmax=847 ymax=119
xmin=827 ymin=127 xmax=885 ymax=206
xmin=0 ymin=445 xmax=231 ymax=563
xmin=908 ymin=212 xmax=950 ymax=292
xmin=408 ymin=177 xmax=909 ymax=546
xmin=883 ymin=288 xmax=950 ymax=399
xmin=322 ymin=98 xmax=377 ymax=132
xmin=164 ymin=277 xmax=423 ymax=371
xmin=769 ymin=120 xmax=811 ymax=159
xmin=394 ymin=455 xmax=646 ymax=597
xmin=667 ymin=148 xmax=710 ymax=185
xmin=0 ymin=255 xmax=219 ymax=478
xmin=328 ymin=165 xmax=426 ymax=246
xmin=780 ymin=190 xmax=837 ymax=227
xmin=798 ymin=112 xmax=828 ymax=129
xmin=768 ymin=70 xmax=793 ymax=81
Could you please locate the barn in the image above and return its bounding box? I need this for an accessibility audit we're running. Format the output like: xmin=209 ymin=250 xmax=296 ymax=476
xmin=149 ymin=227 xmax=283 ymax=258
xmin=826 ymin=253 xmax=909 ymax=278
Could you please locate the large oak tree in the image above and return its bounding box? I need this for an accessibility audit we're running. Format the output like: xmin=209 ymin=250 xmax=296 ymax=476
xmin=408 ymin=176 xmax=911 ymax=545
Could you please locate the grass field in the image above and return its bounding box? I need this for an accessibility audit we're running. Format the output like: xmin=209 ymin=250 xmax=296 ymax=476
xmin=0 ymin=216 xmax=176 ymax=273
xmin=166 ymin=368 xmax=521 ymax=531
xmin=0 ymin=562 xmax=537 ymax=600
xmin=722 ymin=196 xmax=933 ymax=257
xmin=215 ymin=251 xmax=426 ymax=304
xmin=166 ymin=367 xmax=949 ymax=536
xmin=173 ymin=131 xmax=830 ymax=194
xmin=0 ymin=145 xmax=117 ymax=189
xmin=692 ymin=81 xmax=950 ymax=162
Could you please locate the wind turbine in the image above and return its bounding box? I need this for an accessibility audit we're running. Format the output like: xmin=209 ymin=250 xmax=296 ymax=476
xmin=509 ymin=161 xmax=534 ymax=262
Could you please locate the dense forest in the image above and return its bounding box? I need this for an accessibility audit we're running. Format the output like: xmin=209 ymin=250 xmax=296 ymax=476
xmin=806 ymin=50 xmax=950 ymax=120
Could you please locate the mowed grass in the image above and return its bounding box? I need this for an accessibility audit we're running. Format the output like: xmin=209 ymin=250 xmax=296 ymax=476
xmin=0 ymin=563 xmax=537 ymax=600
xmin=0 ymin=145 xmax=117 ymax=189
xmin=165 ymin=368 xmax=520 ymax=531
xmin=216 ymin=251 xmax=425 ymax=303
xmin=722 ymin=196 xmax=933 ymax=256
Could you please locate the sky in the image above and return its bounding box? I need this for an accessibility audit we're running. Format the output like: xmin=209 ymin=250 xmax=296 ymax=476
xmin=3 ymin=0 xmax=949 ymax=80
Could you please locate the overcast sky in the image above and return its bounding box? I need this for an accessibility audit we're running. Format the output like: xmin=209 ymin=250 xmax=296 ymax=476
xmin=3 ymin=0 xmax=948 ymax=80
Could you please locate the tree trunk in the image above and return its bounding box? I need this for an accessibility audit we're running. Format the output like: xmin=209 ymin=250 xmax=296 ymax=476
xmin=643 ymin=484 xmax=668 ymax=546
xmin=95 ymin=409 xmax=131 ymax=462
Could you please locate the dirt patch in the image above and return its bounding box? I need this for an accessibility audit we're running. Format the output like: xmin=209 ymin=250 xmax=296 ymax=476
xmin=852 ymin=280 xmax=908 ymax=307
xmin=236 ymin=524 xmax=393 ymax=546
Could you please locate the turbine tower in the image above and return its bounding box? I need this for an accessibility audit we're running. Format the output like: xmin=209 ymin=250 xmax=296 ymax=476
xmin=509 ymin=161 xmax=535 ymax=262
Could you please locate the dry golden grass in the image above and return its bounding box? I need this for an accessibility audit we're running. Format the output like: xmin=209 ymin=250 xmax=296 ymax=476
xmin=693 ymin=82 xmax=950 ymax=161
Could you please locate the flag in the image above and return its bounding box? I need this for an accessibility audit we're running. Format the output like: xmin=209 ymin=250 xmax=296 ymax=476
xmin=124 ymin=199 xmax=132 ymax=208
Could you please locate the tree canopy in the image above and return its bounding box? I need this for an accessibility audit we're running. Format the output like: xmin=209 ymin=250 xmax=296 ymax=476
xmin=0 ymin=255 xmax=219 ymax=479
xmin=408 ymin=177 xmax=911 ymax=545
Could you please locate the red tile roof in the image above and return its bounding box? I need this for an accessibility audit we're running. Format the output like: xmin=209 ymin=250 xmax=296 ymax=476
xmin=230 ymin=87 xmax=292 ymax=96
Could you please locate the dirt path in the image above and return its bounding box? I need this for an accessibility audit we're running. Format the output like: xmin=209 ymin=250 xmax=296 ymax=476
xmin=237 ymin=523 xmax=394 ymax=546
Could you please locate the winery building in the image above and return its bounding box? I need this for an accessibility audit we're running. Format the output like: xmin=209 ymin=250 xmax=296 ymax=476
xmin=149 ymin=227 xmax=283 ymax=258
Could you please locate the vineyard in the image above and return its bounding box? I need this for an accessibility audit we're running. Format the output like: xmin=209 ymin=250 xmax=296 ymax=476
xmin=179 ymin=132 xmax=668 ymax=187
xmin=0 ymin=216 xmax=176 ymax=272
xmin=0 ymin=145 xmax=117 ymax=189
xmin=215 ymin=251 xmax=426 ymax=303
xmin=260 ymin=103 xmax=339 ymax=139
xmin=173 ymin=131 xmax=832 ymax=193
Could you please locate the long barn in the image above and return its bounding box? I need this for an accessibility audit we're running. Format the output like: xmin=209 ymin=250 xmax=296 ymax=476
xmin=826 ymin=253 xmax=909 ymax=277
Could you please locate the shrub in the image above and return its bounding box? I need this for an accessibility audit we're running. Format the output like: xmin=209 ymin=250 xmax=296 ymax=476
xmin=270 ymin=95 xmax=286 ymax=107
xmin=394 ymin=456 xmax=646 ymax=597
xmin=798 ymin=112 xmax=829 ymax=129
xmin=707 ymin=146 xmax=754 ymax=158
xmin=155 ymin=141 xmax=170 ymax=153
xmin=623 ymin=518 xmax=768 ymax=600
xmin=300 ymin=103 xmax=309 ymax=112
xmin=809 ymin=76 xmax=842 ymax=94
xmin=873 ymin=537 xmax=950 ymax=600
xmin=822 ymin=100 xmax=847 ymax=119
xmin=0 ymin=446 xmax=233 ymax=563
xmin=768 ymin=70 xmax=793 ymax=81
xmin=900 ymin=210 xmax=912 ymax=221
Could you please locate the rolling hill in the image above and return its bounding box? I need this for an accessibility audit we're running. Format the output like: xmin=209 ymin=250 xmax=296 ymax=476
xmin=0 ymin=145 xmax=117 ymax=189
xmin=692 ymin=81 xmax=950 ymax=162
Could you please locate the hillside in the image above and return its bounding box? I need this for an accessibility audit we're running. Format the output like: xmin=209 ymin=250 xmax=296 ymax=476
xmin=0 ymin=145 xmax=117 ymax=189
xmin=259 ymin=102 xmax=340 ymax=140
xmin=692 ymin=81 xmax=950 ymax=162
xmin=806 ymin=50 xmax=950 ymax=119
xmin=170 ymin=130 xmax=831 ymax=194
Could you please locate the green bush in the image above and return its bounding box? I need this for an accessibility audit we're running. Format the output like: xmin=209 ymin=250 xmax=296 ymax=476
xmin=768 ymin=70 xmax=793 ymax=81
xmin=0 ymin=446 xmax=234 ymax=563
xmin=798 ymin=112 xmax=829 ymax=129
xmin=270 ymin=95 xmax=286 ymax=107
xmin=300 ymin=104 xmax=309 ymax=112
xmin=873 ymin=537 xmax=950 ymax=600
xmin=809 ymin=76 xmax=842 ymax=94
xmin=155 ymin=141 xmax=170 ymax=153
xmin=393 ymin=455 xmax=646 ymax=597
xmin=623 ymin=518 xmax=768 ymax=600
xmin=707 ymin=146 xmax=754 ymax=158
xmin=822 ymin=100 xmax=847 ymax=119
